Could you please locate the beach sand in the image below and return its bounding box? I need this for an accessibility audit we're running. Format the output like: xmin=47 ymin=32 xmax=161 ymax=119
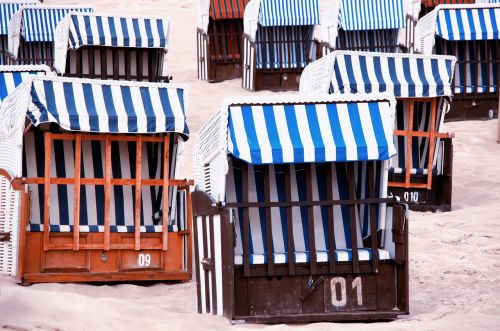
xmin=0 ymin=0 xmax=499 ymax=329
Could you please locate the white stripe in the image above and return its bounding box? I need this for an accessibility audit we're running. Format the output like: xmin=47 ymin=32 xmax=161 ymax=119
xmin=251 ymin=106 xmax=273 ymax=164
xmin=316 ymin=104 xmax=336 ymax=161
xmin=294 ymin=104 xmax=315 ymax=162
xmin=357 ymin=103 xmax=379 ymax=160
xmin=336 ymin=103 xmax=357 ymax=161
xmin=273 ymin=105 xmax=295 ymax=163
xmin=229 ymin=107 xmax=252 ymax=162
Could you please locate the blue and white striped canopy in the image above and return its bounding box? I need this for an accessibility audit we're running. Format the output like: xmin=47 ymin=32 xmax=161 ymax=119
xmin=0 ymin=65 xmax=50 ymax=102
xmin=20 ymin=6 xmax=93 ymax=42
xmin=339 ymin=0 xmax=406 ymax=31
xmin=68 ymin=14 xmax=169 ymax=50
xmin=0 ymin=1 xmax=38 ymax=35
xmin=330 ymin=52 xmax=456 ymax=97
xmin=23 ymin=77 xmax=189 ymax=138
xmin=258 ymin=0 xmax=320 ymax=27
xmin=227 ymin=100 xmax=396 ymax=164
xmin=436 ymin=6 xmax=500 ymax=40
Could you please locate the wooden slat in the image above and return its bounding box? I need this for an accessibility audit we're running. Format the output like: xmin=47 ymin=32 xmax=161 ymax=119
xmin=201 ymin=215 xmax=211 ymax=313
xmin=73 ymin=134 xmax=82 ymax=251
xmin=101 ymin=49 xmax=108 ymax=79
xmin=88 ymin=48 xmax=95 ymax=78
xmin=367 ymin=162 xmax=379 ymax=273
xmin=185 ymin=186 xmax=193 ymax=274
xmin=104 ymin=134 xmax=111 ymax=251
xmin=284 ymin=165 xmax=296 ymax=275
xmin=134 ymin=135 xmax=143 ymax=251
xmin=18 ymin=177 xmax=190 ymax=187
xmin=346 ymin=163 xmax=359 ymax=274
xmin=162 ymin=135 xmax=170 ymax=250
xmin=43 ymin=132 xmax=52 ymax=251
xmin=405 ymin=101 xmax=415 ymax=188
xmin=306 ymin=164 xmax=317 ymax=274
xmin=209 ymin=215 xmax=217 ymax=314
xmin=242 ymin=162 xmax=251 ymax=277
xmin=113 ymin=49 xmax=119 ymax=80
xmin=426 ymin=98 xmax=437 ymax=190
xmin=393 ymin=130 xmax=449 ymax=139
xmin=263 ymin=166 xmax=274 ymax=276
xmin=125 ymin=49 xmax=131 ymax=81
xmin=326 ymin=164 xmax=337 ymax=274
xmin=137 ymin=49 xmax=143 ymax=81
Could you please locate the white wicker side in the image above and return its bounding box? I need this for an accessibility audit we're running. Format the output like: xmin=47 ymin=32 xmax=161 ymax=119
xmin=299 ymin=52 xmax=335 ymax=94
xmin=319 ymin=2 xmax=341 ymax=49
xmin=197 ymin=0 xmax=210 ymax=33
xmin=7 ymin=8 xmax=24 ymax=59
xmin=53 ymin=15 xmax=71 ymax=74
xmin=243 ymin=0 xmax=260 ymax=42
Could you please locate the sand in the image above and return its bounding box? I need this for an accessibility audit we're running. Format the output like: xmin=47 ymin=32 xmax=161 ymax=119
xmin=1 ymin=0 xmax=499 ymax=330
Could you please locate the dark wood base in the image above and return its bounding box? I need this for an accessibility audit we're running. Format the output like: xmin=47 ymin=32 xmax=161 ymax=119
xmin=254 ymin=70 xmax=301 ymax=91
xmin=446 ymin=97 xmax=498 ymax=122
xmin=19 ymin=232 xmax=190 ymax=285
xmin=207 ymin=61 xmax=242 ymax=82
xmin=389 ymin=174 xmax=452 ymax=212
xmin=232 ymin=263 xmax=408 ymax=323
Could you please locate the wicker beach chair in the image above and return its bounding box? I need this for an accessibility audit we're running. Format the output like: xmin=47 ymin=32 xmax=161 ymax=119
xmin=300 ymin=51 xmax=456 ymax=211
xmin=197 ymin=0 xmax=250 ymax=82
xmin=317 ymin=0 xmax=412 ymax=57
xmin=241 ymin=0 xmax=320 ymax=91
xmin=7 ymin=5 xmax=93 ymax=66
xmin=54 ymin=13 xmax=171 ymax=82
xmin=0 ymin=0 xmax=39 ymax=64
xmin=192 ymin=93 xmax=409 ymax=323
xmin=0 ymin=76 xmax=193 ymax=284
xmin=415 ymin=3 xmax=500 ymax=120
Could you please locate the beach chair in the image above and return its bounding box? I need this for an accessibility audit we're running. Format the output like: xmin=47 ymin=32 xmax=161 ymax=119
xmin=0 ymin=1 xmax=39 ymax=64
xmin=415 ymin=3 xmax=500 ymax=120
xmin=301 ymin=51 xmax=456 ymax=211
xmin=192 ymin=94 xmax=409 ymax=323
xmin=242 ymin=0 xmax=319 ymax=91
xmin=7 ymin=5 xmax=93 ymax=66
xmin=317 ymin=0 xmax=409 ymax=57
xmin=0 ymin=65 xmax=51 ymax=275
xmin=197 ymin=0 xmax=250 ymax=82
xmin=0 ymin=76 xmax=193 ymax=284
xmin=419 ymin=0 xmax=475 ymax=17
xmin=54 ymin=13 xmax=171 ymax=82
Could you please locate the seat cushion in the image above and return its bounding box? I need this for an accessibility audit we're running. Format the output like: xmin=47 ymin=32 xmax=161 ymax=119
xmin=234 ymin=248 xmax=390 ymax=265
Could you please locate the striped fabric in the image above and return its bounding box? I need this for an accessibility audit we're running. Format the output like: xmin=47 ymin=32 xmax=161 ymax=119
xmin=226 ymin=158 xmax=388 ymax=261
xmin=0 ymin=1 xmax=38 ymax=35
xmin=255 ymin=25 xmax=314 ymax=69
xmin=339 ymin=0 xmax=406 ymax=31
xmin=68 ymin=14 xmax=169 ymax=50
xmin=336 ymin=29 xmax=401 ymax=52
xmin=436 ymin=39 xmax=498 ymax=94
xmin=20 ymin=7 xmax=93 ymax=42
xmin=209 ymin=0 xmax=249 ymax=20
xmin=258 ymin=0 xmax=320 ymax=27
xmin=227 ymin=101 xmax=396 ymax=164
xmin=23 ymin=127 xmax=184 ymax=232
xmin=436 ymin=7 xmax=500 ymax=40
xmin=0 ymin=67 xmax=48 ymax=102
xmin=26 ymin=78 xmax=189 ymax=136
xmin=330 ymin=53 xmax=455 ymax=98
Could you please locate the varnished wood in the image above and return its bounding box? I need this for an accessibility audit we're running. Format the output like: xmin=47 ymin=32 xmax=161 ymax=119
xmin=73 ymin=134 xmax=82 ymax=250
xmin=104 ymin=134 xmax=111 ymax=251
xmin=263 ymin=166 xmax=274 ymax=276
xmin=43 ymin=132 xmax=51 ymax=251
xmin=242 ymin=163 xmax=251 ymax=277
xmin=134 ymin=135 xmax=142 ymax=251
xmin=162 ymin=135 xmax=170 ymax=250
xmin=346 ymin=163 xmax=359 ymax=273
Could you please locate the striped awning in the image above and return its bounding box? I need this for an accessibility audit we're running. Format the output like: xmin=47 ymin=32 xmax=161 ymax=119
xmin=68 ymin=14 xmax=169 ymax=50
xmin=0 ymin=1 xmax=38 ymax=35
xmin=23 ymin=77 xmax=189 ymax=138
xmin=436 ymin=6 xmax=500 ymax=40
xmin=20 ymin=6 xmax=93 ymax=42
xmin=330 ymin=52 xmax=456 ymax=97
xmin=209 ymin=0 xmax=249 ymax=20
xmin=227 ymin=100 xmax=396 ymax=164
xmin=0 ymin=65 xmax=50 ymax=102
xmin=339 ymin=0 xmax=406 ymax=31
xmin=258 ymin=0 xmax=320 ymax=27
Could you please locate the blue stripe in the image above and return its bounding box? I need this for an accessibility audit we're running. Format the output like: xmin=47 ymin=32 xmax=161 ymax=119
xmin=346 ymin=103 xmax=368 ymax=160
xmin=326 ymin=104 xmax=346 ymax=161
xmin=82 ymin=83 xmax=99 ymax=131
xmin=305 ymin=104 xmax=326 ymax=161
xmin=368 ymin=103 xmax=390 ymax=160
xmin=262 ymin=105 xmax=283 ymax=163
xmin=120 ymin=86 xmax=137 ymax=132
xmin=240 ymin=106 xmax=261 ymax=164
xmin=63 ymin=83 xmax=80 ymax=131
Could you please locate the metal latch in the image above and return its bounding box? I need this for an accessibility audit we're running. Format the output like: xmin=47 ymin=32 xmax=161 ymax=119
xmin=201 ymin=258 xmax=214 ymax=271
xmin=300 ymin=276 xmax=325 ymax=302
xmin=0 ymin=232 xmax=10 ymax=242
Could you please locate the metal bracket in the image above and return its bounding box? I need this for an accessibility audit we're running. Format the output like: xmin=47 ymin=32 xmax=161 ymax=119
xmin=201 ymin=257 xmax=214 ymax=271
xmin=299 ymin=276 xmax=325 ymax=302
xmin=0 ymin=232 xmax=11 ymax=242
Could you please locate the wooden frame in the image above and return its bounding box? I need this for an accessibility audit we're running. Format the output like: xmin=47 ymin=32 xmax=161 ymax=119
xmin=63 ymin=46 xmax=171 ymax=82
xmin=242 ymin=28 xmax=315 ymax=91
xmin=10 ymin=131 xmax=193 ymax=284
xmin=197 ymin=18 xmax=244 ymax=82
xmin=193 ymin=161 xmax=409 ymax=323
xmin=438 ymin=39 xmax=500 ymax=121
xmin=388 ymin=98 xmax=453 ymax=211
xmin=10 ymin=40 xmax=54 ymax=66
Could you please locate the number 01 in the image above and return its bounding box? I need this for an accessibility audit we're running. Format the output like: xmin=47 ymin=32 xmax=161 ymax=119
xmin=330 ymin=277 xmax=363 ymax=307
xmin=138 ymin=253 xmax=151 ymax=267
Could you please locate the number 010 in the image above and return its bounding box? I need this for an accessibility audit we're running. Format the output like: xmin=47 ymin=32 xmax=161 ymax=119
xmin=330 ymin=277 xmax=363 ymax=307
xmin=138 ymin=253 xmax=151 ymax=267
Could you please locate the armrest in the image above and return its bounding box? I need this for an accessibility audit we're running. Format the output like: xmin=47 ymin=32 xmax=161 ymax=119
xmin=389 ymin=203 xmax=408 ymax=263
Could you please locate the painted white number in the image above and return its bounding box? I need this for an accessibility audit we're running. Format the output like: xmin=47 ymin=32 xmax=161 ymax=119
xmin=330 ymin=277 xmax=363 ymax=307
xmin=352 ymin=276 xmax=363 ymax=306
xmin=138 ymin=253 xmax=151 ymax=267
xmin=331 ymin=277 xmax=347 ymax=307
xmin=403 ymin=191 xmax=419 ymax=203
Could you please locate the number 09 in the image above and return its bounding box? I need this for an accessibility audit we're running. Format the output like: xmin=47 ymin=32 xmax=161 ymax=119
xmin=138 ymin=253 xmax=151 ymax=267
